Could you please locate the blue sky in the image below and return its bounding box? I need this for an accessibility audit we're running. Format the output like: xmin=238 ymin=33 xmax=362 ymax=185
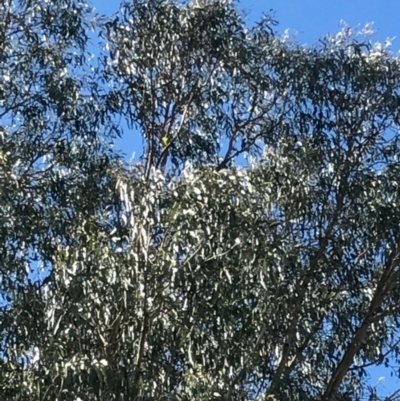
xmin=89 ymin=0 xmax=400 ymax=397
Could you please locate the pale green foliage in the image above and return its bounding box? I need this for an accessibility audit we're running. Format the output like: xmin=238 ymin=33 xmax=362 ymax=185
xmin=2 ymin=0 xmax=400 ymax=400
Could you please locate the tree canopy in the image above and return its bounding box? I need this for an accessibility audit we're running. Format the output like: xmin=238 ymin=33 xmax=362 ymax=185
xmin=2 ymin=0 xmax=400 ymax=400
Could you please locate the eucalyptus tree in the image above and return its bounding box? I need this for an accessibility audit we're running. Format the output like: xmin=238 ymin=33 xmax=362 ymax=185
xmin=0 ymin=0 xmax=119 ymax=399
xmin=3 ymin=0 xmax=400 ymax=400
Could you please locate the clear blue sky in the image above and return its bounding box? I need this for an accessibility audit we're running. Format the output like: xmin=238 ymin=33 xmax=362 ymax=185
xmin=89 ymin=0 xmax=400 ymax=397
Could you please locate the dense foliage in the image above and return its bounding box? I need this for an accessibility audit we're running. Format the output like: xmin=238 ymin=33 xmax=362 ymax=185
xmin=2 ymin=0 xmax=400 ymax=400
